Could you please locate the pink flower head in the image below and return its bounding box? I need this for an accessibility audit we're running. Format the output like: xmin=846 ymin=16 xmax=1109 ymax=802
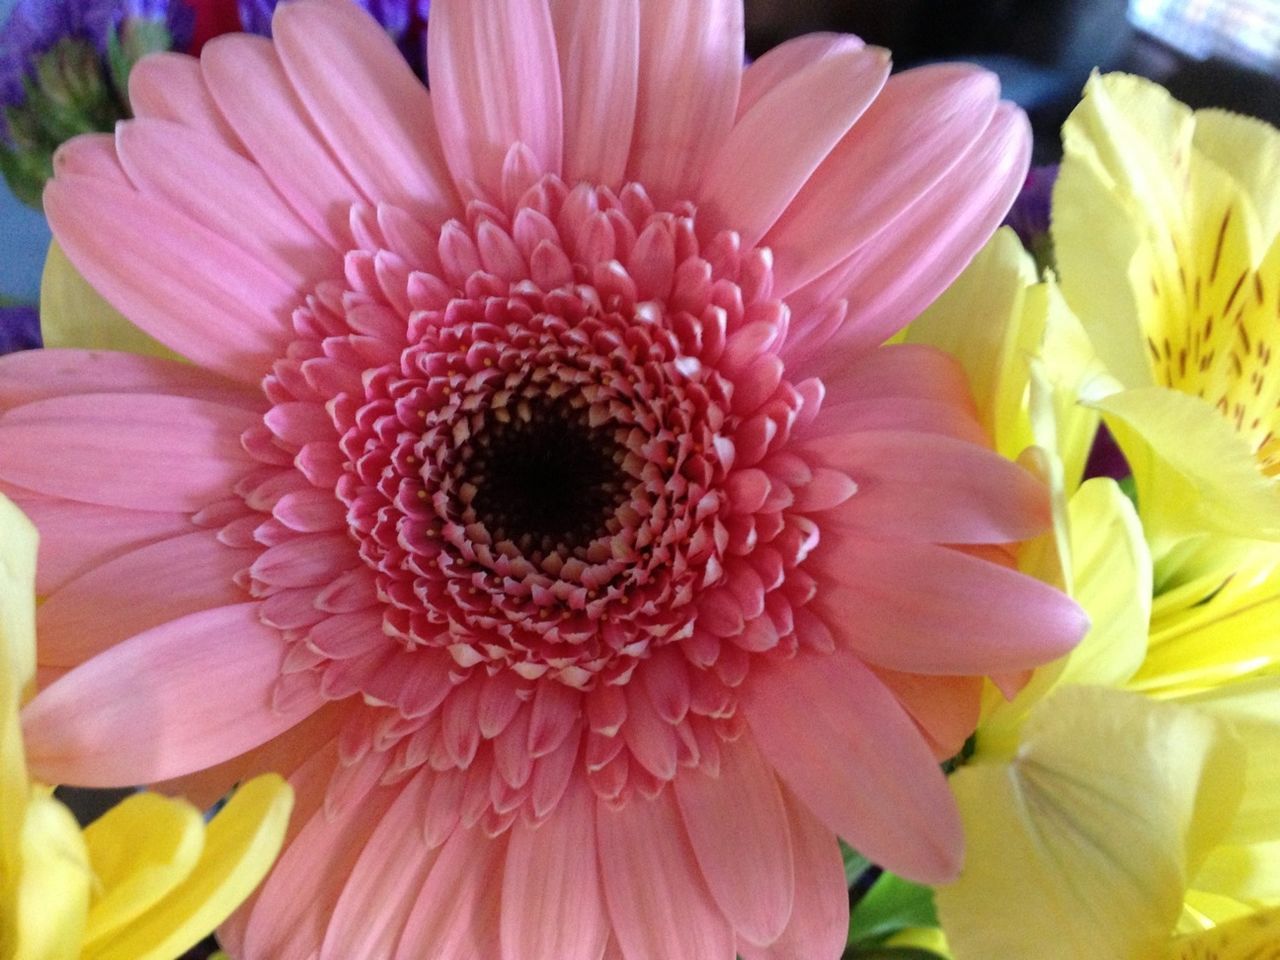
xmin=6 ymin=2 xmax=1087 ymax=957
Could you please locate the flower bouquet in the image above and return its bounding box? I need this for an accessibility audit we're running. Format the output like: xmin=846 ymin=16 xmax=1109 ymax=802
xmin=0 ymin=1 xmax=1277 ymax=958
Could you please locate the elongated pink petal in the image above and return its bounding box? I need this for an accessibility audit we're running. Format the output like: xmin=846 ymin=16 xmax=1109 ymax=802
xmin=742 ymin=649 xmax=962 ymax=883
xmin=322 ymin=769 xmax=441 ymax=960
xmin=626 ymin=0 xmax=743 ymax=205
xmin=674 ymin=730 xmax=794 ymax=947
xmin=394 ymin=827 xmax=506 ymax=960
xmin=738 ymin=786 xmax=847 ymax=960
xmin=501 ymin=774 xmax=608 ymax=960
xmin=808 ymin=536 xmax=1088 ymax=676
xmin=45 ymin=177 xmax=294 ymax=384
xmin=273 ymin=1 xmax=457 ymax=225
xmin=0 ymin=393 xmax=257 ymax=511
xmin=765 ymin=64 xmax=1000 ymax=295
xmin=128 ymin=52 xmax=247 ymax=155
xmin=597 ymin=789 xmax=735 ymax=960
xmin=428 ymin=0 xmax=562 ymax=203
xmin=201 ymin=34 xmax=367 ymax=248
xmin=13 ymin=495 xmax=193 ymax=595
xmin=243 ymin=782 xmax=400 ymax=960
xmin=799 ymin=101 xmax=1032 ymax=353
xmin=871 ymin=668 xmax=982 ymax=760
xmin=737 ymin=33 xmax=865 ymax=118
xmin=50 ymin=134 xmax=131 ymax=185
xmin=115 ymin=119 xmax=340 ymax=288
xmin=801 ymin=430 xmax=1049 ymax=543
xmin=0 ymin=349 xmax=261 ymax=413
xmin=805 ymin=397 xmax=986 ymax=445
xmin=551 ymin=0 xmax=638 ymax=188
xmin=807 ymin=342 xmax=975 ymax=409
xmin=22 ymin=603 xmax=322 ymax=785
xmin=37 ymin=531 xmax=256 ymax=667
xmin=698 ymin=45 xmax=889 ymax=245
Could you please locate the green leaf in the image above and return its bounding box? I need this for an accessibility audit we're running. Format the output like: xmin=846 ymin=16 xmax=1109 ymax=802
xmin=841 ymin=841 xmax=871 ymax=888
xmin=844 ymin=948 xmax=946 ymax=960
xmin=847 ymin=873 xmax=938 ymax=946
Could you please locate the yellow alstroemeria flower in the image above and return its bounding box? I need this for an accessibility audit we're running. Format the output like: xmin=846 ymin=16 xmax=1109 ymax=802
xmin=1054 ymin=72 xmax=1280 ymax=588
xmin=906 ymin=229 xmax=1280 ymax=959
xmin=0 ymin=492 xmax=294 ymax=960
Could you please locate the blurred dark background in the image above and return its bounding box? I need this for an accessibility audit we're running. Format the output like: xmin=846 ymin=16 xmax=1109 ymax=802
xmin=744 ymin=0 xmax=1280 ymax=163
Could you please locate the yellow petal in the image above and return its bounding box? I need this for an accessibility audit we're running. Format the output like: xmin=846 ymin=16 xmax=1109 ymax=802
xmin=979 ymin=479 xmax=1151 ymax=757
xmin=80 ymin=792 xmax=206 ymax=950
xmin=1092 ymin=386 xmax=1280 ymax=580
xmin=1169 ymin=674 xmax=1280 ymax=848
xmin=1166 ymin=905 xmax=1280 ymax=960
xmin=884 ymin=926 xmax=952 ymax=955
xmin=1134 ymin=559 xmax=1280 ymax=695
xmin=82 ymin=774 xmax=293 ymax=960
xmin=10 ymin=790 xmax=91 ymax=960
xmin=39 ymin=240 xmax=178 ymax=359
xmin=0 ymin=494 xmax=38 ymax=699
xmin=905 ymin=227 xmax=1038 ymax=457
xmin=1192 ymin=840 xmax=1280 ymax=902
xmin=937 ymin=686 xmax=1245 ymax=960
xmin=1191 ymin=108 xmax=1280 ymax=246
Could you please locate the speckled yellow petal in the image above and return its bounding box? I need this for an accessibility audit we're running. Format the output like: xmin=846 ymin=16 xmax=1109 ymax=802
xmin=1192 ymin=109 xmax=1280 ymax=241
xmin=82 ymin=774 xmax=292 ymax=960
xmin=80 ymin=791 xmax=205 ymax=950
xmin=1134 ymin=560 xmax=1280 ymax=695
xmin=1093 ymin=386 xmax=1280 ymax=576
xmin=1167 ymin=906 xmax=1280 ymax=959
xmin=937 ymin=686 xmax=1245 ymax=960
xmin=40 ymin=240 xmax=177 ymax=359
xmin=11 ymin=790 xmax=91 ymax=960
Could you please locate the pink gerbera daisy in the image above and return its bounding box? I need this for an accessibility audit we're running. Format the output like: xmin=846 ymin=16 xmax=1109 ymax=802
xmin=4 ymin=1 xmax=1086 ymax=957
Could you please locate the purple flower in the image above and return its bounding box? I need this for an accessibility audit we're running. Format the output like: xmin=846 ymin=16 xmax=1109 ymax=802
xmin=0 ymin=304 xmax=40 ymax=354
xmin=1003 ymin=164 xmax=1058 ymax=273
xmin=239 ymin=0 xmax=428 ymax=75
xmin=0 ymin=0 xmax=193 ymax=203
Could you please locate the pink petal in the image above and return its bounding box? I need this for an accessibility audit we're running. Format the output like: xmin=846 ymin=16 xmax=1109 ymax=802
xmin=0 ymin=349 xmax=262 ymax=413
xmin=394 ymin=827 xmax=506 ymax=960
xmin=428 ymin=0 xmax=562 ymax=203
xmin=115 ymin=119 xmax=340 ymax=289
xmin=737 ymin=33 xmax=865 ymax=118
xmin=698 ymin=44 xmax=889 ymax=246
xmin=804 ymin=342 xmax=974 ymax=409
xmin=738 ymin=786 xmax=848 ymax=960
xmin=243 ymin=782 xmax=401 ymax=960
xmin=37 ymin=531 xmax=256 ymax=667
xmin=201 ymin=34 xmax=367 ymax=248
xmin=596 ymin=788 xmax=735 ymax=960
xmin=322 ymin=769 xmax=442 ymax=960
xmin=551 ymin=0 xmax=639 ymax=189
xmin=674 ymin=730 xmax=794 ymax=946
xmin=501 ymin=774 xmax=608 ymax=960
xmin=805 ymin=397 xmax=986 ymax=445
xmin=127 ymin=51 xmax=247 ymax=155
xmin=742 ymin=649 xmax=962 ymax=884
xmin=273 ymin=0 xmax=457 ymax=224
xmin=800 ymin=430 xmax=1049 ymax=544
xmin=626 ymin=0 xmax=743 ymax=205
xmin=51 ymin=134 xmax=131 ymax=186
xmin=871 ymin=668 xmax=982 ymax=761
xmin=0 ymin=393 xmax=257 ymax=511
xmin=13 ymin=495 xmax=193 ymax=595
xmin=800 ymin=101 xmax=1032 ymax=353
xmin=764 ymin=64 xmax=1000 ymax=295
xmin=22 ymin=603 xmax=323 ymax=786
xmin=45 ymin=177 xmax=294 ymax=384
xmin=807 ymin=535 xmax=1087 ymax=677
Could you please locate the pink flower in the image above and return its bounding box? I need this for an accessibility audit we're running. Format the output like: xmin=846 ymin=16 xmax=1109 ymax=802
xmin=5 ymin=2 xmax=1086 ymax=957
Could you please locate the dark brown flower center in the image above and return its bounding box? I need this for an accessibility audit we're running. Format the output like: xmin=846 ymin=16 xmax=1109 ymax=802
xmin=453 ymin=396 xmax=632 ymax=558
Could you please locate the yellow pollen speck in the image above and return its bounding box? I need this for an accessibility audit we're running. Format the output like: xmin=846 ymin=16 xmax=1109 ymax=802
xmin=416 ymin=490 xmax=427 ymax=500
